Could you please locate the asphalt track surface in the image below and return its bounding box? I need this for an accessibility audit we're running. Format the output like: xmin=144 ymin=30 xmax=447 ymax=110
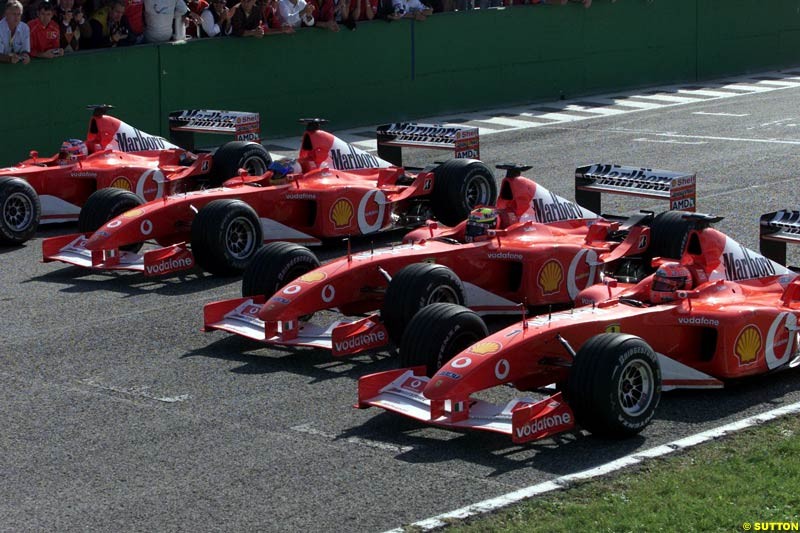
xmin=2 ymin=73 xmax=800 ymax=532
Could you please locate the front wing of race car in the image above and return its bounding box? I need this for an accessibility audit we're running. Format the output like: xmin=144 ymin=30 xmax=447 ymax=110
xmin=357 ymin=368 xmax=576 ymax=444
xmin=202 ymin=296 xmax=390 ymax=356
xmin=42 ymin=234 xmax=195 ymax=276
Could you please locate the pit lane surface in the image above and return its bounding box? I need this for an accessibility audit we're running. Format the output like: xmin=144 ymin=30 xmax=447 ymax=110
xmin=3 ymin=71 xmax=800 ymax=532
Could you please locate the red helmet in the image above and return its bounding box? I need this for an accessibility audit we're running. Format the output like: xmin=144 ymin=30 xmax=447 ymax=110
xmin=650 ymin=262 xmax=693 ymax=304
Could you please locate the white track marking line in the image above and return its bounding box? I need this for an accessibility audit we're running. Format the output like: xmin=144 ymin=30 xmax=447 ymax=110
xmin=385 ymin=399 xmax=800 ymax=532
xmin=719 ymin=83 xmax=774 ymax=92
xmin=652 ymin=132 xmax=800 ymax=145
xmin=626 ymin=94 xmax=705 ymax=104
xmin=291 ymin=423 xmax=414 ymax=454
xmin=564 ymin=105 xmax=627 ymax=116
xmin=755 ymin=79 xmax=800 ymax=87
xmin=481 ymin=116 xmax=548 ymax=128
xmin=587 ymin=98 xmax=663 ymax=109
xmin=82 ymin=379 xmax=190 ymax=403
xmin=520 ymin=111 xmax=586 ymax=122
xmin=678 ymin=89 xmax=739 ymax=97
xmin=633 ymin=138 xmax=708 ymax=145
xmin=692 ymin=112 xmax=750 ymax=117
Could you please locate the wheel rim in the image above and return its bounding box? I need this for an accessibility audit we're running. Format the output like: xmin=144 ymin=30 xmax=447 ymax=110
xmin=426 ymin=285 xmax=460 ymax=305
xmin=3 ymin=192 xmax=34 ymax=232
xmin=618 ymin=359 xmax=655 ymax=416
xmin=242 ymin=155 xmax=268 ymax=176
xmin=464 ymin=174 xmax=493 ymax=208
xmin=225 ymin=217 xmax=258 ymax=259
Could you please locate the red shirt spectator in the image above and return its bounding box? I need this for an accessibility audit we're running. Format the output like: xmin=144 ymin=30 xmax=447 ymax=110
xmin=185 ymin=0 xmax=207 ymax=36
xmin=124 ymin=0 xmax=144 ymax=35
xmin=28 ymin=1 xmax=62 ymax=57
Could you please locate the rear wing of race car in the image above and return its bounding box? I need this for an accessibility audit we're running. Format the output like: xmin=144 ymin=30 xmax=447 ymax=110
xmin=168 ymin=110 xmax=261 ymax=151
xmin=759 ymin=210 xmax=800 ymax=265
xmin=376 ymin=123 xmax=479 ymax=167
xmin=575 ymin=164 xmax=697 ymax=215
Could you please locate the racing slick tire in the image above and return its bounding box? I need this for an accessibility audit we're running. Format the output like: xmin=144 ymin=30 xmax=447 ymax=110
xmin=191 ymin=199 xmax=263 ymax=276
xmin=212 ymin=141 xmax=272 ymax=186
xmin=241 ymin=242 xmax=320 ymax=297
xmin=0 ymin=177 xmax=40 ymax=245
xmin=382 ymin=263 xmax=466 ymax=344
xmin=78 ymin=188 xmax=145 ymax=253
xmin=432 ymin=159 xmax=497 ymax=227
xmin=648 ymin=210 xmax=695 ymax=261
xmin=567 ymin=333 xmax=661 ymax=439
xmin=400 ymin=303 xmax=489 ymax=377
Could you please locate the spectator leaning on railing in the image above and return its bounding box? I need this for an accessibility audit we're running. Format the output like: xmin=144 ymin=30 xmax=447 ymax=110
xmin=199 ymin=0 xmax=231 ymax=36
xmin=56 ymin=0 xmax=92 ymax=52
xmin=28 ymin=1 xmax=63 ymax=58
xmin=231 ymin=0 xmax=265 ymax=37
xmin=123 ymin=0 xmax=145 ymax=42
xmin=143 ymin=0 xmax=200 ymax=43
xmin=278 ymin=0 xmax=314 ymax=29
xmin=90 ymin=0 xmax=136 ymax=46
xmin=391 ymin=0 xmax=431 ymax=20
xmin=0 ymin=0 xmax=30 ymax=63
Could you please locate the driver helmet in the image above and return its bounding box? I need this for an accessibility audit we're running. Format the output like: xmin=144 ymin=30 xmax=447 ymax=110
xmin=465 ymin=207 xmax=499 ymax=242
xmin=650 ymin=262 xmax=693 ymax=304
xmin=60 ymin=139 xmax=88 ymax=161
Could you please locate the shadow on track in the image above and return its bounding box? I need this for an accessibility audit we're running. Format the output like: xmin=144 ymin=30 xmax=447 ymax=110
xmin=181 ymin=333 xmax=399 ymax=383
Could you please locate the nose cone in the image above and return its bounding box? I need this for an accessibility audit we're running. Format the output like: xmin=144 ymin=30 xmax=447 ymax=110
xmin=84 ymin=207 xmax=148 ymax=250
xmin=423 ymin=339 xmax=508 ymax=400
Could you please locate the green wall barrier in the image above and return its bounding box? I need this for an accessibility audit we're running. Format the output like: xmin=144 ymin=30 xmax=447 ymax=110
xmin=1 ymin=0 xmax=800 ymax=165
xmin=2 ymin=45 xmax=161 ymax=165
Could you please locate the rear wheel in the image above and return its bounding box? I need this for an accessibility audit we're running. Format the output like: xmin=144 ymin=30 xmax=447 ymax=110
xmin=0 ymin=177 xmax=40 ymax=245
xmin=432 ymin=159 xmax=497 ymax=226
xmin=381 ymin=263 xmax=465 ymax=344
xmin=212 ymin=141 xmax=272 ymax=185
xmin=78 ymin=188 xmax=145 ymax=253
xmin=191 ymin=199 xmax=263 ymax=276
xmin=241 ymin=242 xmax=320 ymax=297
xmin=567 ymin=333 xmax=661 ymax=438
xmin=648 ymin=210 xmax=695 ymax=261
xmin=399 ymin=303 xmax=488 ymax=377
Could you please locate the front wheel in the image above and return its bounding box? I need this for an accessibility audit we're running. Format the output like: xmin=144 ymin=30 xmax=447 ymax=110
xmin=191 ymin=199 xmax=263 ymax=276
xmin=567 ymin=333 xmax=661 ymax=438
xmin=78 ymin=188 xmax=145 ymax=252
xmin=241 ymin=242 xmax=320 ymax=297
xmin=0 ymin=177 xmax=41 ymax=245
xmin=399 ymin=303 xmax=488 ymax=377
xmin=381 ymin=263 xmax=466 ymax=344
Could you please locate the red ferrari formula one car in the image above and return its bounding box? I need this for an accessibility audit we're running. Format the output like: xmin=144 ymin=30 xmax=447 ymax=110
xmin=0 ymin=106 xmax=271 ymax=245
xmin=357 ymin=212 xmax=800 ymax=443
xmin=203 ymin=163 xmax=697 ymax=356
xmin=42 ymin=120 xmax=496 ymax=277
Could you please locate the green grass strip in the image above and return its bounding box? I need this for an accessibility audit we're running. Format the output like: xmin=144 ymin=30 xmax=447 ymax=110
xmin=445 ymin=417 xmax=800 ymax=533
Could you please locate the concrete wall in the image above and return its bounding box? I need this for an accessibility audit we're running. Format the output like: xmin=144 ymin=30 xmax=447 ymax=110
xmin=2 ymin=0 xmax=799 ymax=164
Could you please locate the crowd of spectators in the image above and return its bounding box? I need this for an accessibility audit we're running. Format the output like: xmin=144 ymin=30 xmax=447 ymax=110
xmin=0 ymin=0 xmax=602 ymax=63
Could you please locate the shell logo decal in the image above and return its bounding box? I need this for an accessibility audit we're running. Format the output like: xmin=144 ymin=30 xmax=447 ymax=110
xmin=123 ymin=208 xmax=146 ymax=218
xmin=538 ymin=259 xmax=563 ymax=295
xmin=330 ymin=198 xmax=354 ymax=229
xmin=299 ymin=272 xmax=326 ymax=283
xmin=111 ymin=177 xmax=132 ymax=191
xmin=735 ymin=325 xmax=762 ymax=366
xmin=605 ymin=324 xmax=621 ymax=333
xmin=469 ymin=341 xmax=502 ymax=355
